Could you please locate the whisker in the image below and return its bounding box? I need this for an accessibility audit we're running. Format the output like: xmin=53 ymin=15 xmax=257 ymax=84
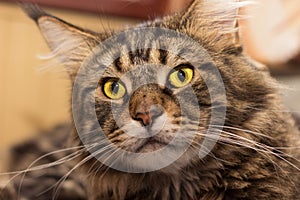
xmin=92 ymin=138 xmax=136 ymax=181
xmin=0 ymin=145 xmax=87 ymax=176
xmin=211 ymin=132 xmax=300 ymax=171
xmin=0 ymin=145 xmax=93 ymax=198
xmin=219 ymin=130 xmax=300 ymax=165
xmin=17 ymin=147 xmax=88 ymax=199
xmin=245 ymin=105 xmax=300 ymax=114
xmin=1 ymin=143 xmax=102 ymax=199
xmin=95 ymin=148 xmax=123 ymax=181
xmin=48 ymin=143 xmax=116 ymax=200
xmin=188 ymin=129 xmax=300 ymax=172
xmin=190 ymin=134 xmax=298 ymax=188
xmin=51 ymin=154 xmax=96 ymax=200
xmin=188 ymin=142 xmax=226 ymax=167
xmin=209 ymin=124 xmax=274 ymax=139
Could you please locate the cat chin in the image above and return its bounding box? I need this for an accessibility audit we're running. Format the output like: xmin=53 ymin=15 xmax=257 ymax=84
xmin=114 ymin=148 xmax=199 ymax=174
xmin=157 ymin=148 xmax=204 ymax=174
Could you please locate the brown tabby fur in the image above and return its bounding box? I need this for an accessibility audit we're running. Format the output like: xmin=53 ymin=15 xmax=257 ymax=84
xmin=1 ymin=0 xmax=299 ymax=199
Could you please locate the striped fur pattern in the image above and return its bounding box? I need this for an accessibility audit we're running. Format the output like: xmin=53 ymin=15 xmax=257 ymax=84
xmin=1 ymin=0 xmax=300 ymax=199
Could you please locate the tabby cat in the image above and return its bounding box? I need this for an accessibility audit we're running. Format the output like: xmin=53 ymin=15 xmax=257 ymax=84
xmin=1 ymin=0 xmax=300 ymax=199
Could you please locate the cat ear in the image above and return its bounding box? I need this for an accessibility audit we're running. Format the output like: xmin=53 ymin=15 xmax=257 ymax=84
xmin=174 ymin=0 xmax=252 ymax=50
xmin=21 ymin=4 xmax=100 ymax=78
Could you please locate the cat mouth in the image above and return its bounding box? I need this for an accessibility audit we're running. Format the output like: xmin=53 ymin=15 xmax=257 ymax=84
xmin=136 ymin=138 xmax=168 ymax=153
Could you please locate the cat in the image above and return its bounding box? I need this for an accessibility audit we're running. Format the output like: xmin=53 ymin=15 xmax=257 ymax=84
xmin=1 ymin=0 xmax=300 ymax=199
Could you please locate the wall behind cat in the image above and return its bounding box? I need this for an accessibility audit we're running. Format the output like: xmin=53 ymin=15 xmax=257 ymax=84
xmin=240 ymin=0 xmax=300 ymax=66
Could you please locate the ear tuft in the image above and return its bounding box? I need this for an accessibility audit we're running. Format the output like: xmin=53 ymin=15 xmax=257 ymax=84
xmin=20 ymin=3 xmax=49 ymax=23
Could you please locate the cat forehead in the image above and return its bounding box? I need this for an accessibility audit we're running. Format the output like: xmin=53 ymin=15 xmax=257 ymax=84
xmin=99 ymin=47 xmax=189 ymax=74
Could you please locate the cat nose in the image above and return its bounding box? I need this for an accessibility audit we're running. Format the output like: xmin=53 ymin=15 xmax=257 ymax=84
xmin=135 ymin=112 xmax=152 ymax=126
xmin=135 ymin=106 xmax=163 ymax=126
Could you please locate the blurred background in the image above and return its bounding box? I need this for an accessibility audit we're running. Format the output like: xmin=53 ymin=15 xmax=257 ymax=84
xmin=0 ymin=0 xmax=300 ymax=171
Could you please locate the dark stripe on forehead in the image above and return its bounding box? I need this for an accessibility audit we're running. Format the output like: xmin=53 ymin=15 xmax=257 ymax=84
xmin=128 ymin=51 xmax=135 ymax=65
xmin=145 ymin=48 xmax=151 ymax=62
xmin=128 ymin=48 xmax=152 ymax=64
xmin=113 ymin=57 xmax=123 ymax=72
xmin=137 ymin=49 xmax=145 ymax=60
xmin=159 ymin=49 xmax=168 ymax=65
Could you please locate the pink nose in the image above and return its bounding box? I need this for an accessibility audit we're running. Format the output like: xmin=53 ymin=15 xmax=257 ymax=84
xmin=135 ymin=112 xmax=153 ymax=126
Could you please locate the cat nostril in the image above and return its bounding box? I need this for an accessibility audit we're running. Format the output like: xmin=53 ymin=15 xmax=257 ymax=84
xmin=135 ymin=109 xmax=163 ymax=126
xmin=135 ymin=112 xmax=152 ymax=126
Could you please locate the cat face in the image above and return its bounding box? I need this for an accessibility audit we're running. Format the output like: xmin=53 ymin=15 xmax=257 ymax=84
xmin=96 ymin=61 xmax=186 ymax=154
xmin=90 ymin=32 xmax=209 ymax=152
xmin=23 ymin=0 xmax=272 ymax=172
xmin=71 ymin=29 xmax=220 ymax=171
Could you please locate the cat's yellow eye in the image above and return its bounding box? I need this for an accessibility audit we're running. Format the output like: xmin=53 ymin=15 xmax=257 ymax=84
xmin=103 ymin=79 xmax=126 ymax=100
xmin=169 ymin=67 xmax=193 ymax=88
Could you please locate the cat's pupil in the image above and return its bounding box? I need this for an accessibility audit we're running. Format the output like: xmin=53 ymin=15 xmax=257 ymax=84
xmin=177 ymin=70 xmax=186 ymax=82
xmin=111 ymin=82 xmax=119 ymax=94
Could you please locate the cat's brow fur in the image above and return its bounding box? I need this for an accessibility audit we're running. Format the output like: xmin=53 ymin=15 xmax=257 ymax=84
xmin=1 ymin=0 xmax=300 ymax=199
